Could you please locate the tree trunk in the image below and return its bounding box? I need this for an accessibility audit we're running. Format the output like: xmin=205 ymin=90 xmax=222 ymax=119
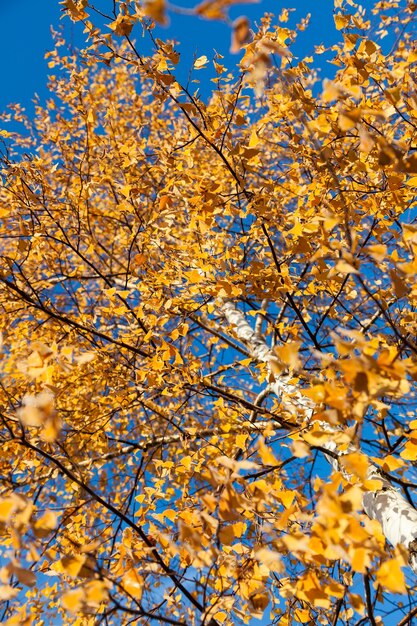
xmin=221 ymin=300 xmax=417 ymax=573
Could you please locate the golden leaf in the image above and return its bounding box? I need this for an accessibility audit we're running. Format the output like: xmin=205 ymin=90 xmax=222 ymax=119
xmin=0 ymin=499 xmax=16 ymax=523
xmin=33 ymin=511 xmax=58 ymax=538
xmin=85 ymin=580 xmax=109 ymax=607
xmin=194 ymin=55 xmax=209 ymax=70
xmin=258 ymin=437 xmax=279 ymax=466
xmin=61 ymin=588 xmax=85 ymax=613
xmin=53 ymin=555 xmax=92 ymax=578
xmin=109 ymin=15 xmax=135 ymax=37
xmin=249 ymin=591 xmax=269 ymax=611
xmin=400 ymin=439 xmax=417 ymax=460
xmin=350 ymin=547 xmax=370 ymax=573
xmin=334 ymin=13 xmax=349 ymax=29
xmin=144 ymin=0 xmax=168 ymax=25
xmin=376 ymin=558 xmax=406 ymax=594
xmin=340 ymin=452 xmax=369 ymax=481
xmin=122 ymin=568 xmax=144 ymax=600
xmin=60 ymin=0 xmax=88 ymax=22
xmin=230 ymin=16 xmax=251 ymax=54
xmin=195 ymin=0 xmax=258 ymax=21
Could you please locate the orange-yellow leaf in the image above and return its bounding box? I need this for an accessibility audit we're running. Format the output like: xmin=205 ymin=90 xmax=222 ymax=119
xmin=122 ymin=569 xmax=143 ymax=599
xmin=376 ymin=558 xmax=406 ymax=593
xmin=144 ymin=0 xmax=168 ymax=24
xmin=0 ymin=499 xmax=16 ymax=522
xmin=61 ymin=588 xmax=85 ymax=613
xmin=334 ymin=13 xmax=350 ymax=29
xmin=401 ymin=439 xmax=417 ymax=460
xmin=230 ymin=16 xmax=251 ymax=53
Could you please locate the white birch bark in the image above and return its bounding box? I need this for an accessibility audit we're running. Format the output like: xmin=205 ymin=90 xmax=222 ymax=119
xmin=221 ymin=300 xmax=417 ymax=573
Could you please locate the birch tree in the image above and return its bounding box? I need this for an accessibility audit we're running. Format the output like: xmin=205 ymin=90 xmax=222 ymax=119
xmin=1 ymin=0 xmax=417 ymax=624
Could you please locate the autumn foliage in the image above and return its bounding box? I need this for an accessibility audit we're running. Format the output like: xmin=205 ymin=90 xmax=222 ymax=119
xmin=1 ymin=0 xmax=417 ymax=624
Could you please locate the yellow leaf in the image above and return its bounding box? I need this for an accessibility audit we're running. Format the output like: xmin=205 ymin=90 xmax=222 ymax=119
xmin=61 ymin=588 xmax=85 ymax=613
xmin=164 ymin=508 xmax=177 ymax=522
xmin=303 ymin=384 xmax=325 ymax=403
xmin=343 ymin=32 xmax=360 ymax=51
xmin=339 ymin=484 xmax=363 ymax=512
xmin=233 ymin=521 xmax=246 ymax=538
xmin=350 ymin=546 xmax=370 ymax=573
xmin=402 ymin=223 xmax=417 ymax=244
xmin=61 ymin=0 xmax=88 ymax=22
xmin=325 ymin=581 xmax=345 ymax=598
xmin=230 ymin=16 xmax=251 ymax=54
xmin=365 ymin=244 xmax=386 ymax=262
xmin=372 ymin=455 xmax=404 ymax=472
xmin=248 ymin=128 xmax=259 ymax=148
xmin=180 ymin=455 xmax=192 ymax=470
xmin=85 ymin=580 xmax=109 ymax=607
xmin=249 ymin=591 xmax=269 ymax=611
xmin=303 ymin=428 xmax=331 ymax=446
xmin=296 ymin=571 xmax=331 ymax=608
xmin=54 ymin=555 xmax=88 ymax=578
xmin=376 ymin=558 xmax=406 ymax=594
xmin=212 ymin=612 xmax=227 ymax=624
xmin=390 ymin=270 xmax=409 ymax=298
xmin=109 ymin=14 xmax=135 ymax=37
xmin=75 ymin=351 xmax=96 ymax=365
xmin=194 ymin=0 xmax=259 ymax=20
xmin=236 ymin=433 xmax=248 ymax=448
xmin=357 ymin=38 xmax=379 ymax=57
xmin=339 ymin=452 xmax=369 ymax=480
xmin=279 ymin=490 xmax=295 ymax=508
xmin=335 ymin=259 xmax=360 ymax=274
xmin=359 ymin=126 xmax=375 ymax=152
xmin=291 ymin=440 xmax=310 ymax=458
xmin=258 ymin=437 xmax=278 ymax=465
xmin=194 ymin=55 xmax=209 ymax=69
xmin=338 ymin=113 xmax=357 ymax=131
xmin=294 ymin=608 xmax=312 ymax=623
xmin=363 ymin=478 xmax=383 ymax=491
xmin=400 ymin=439 xmax=417 ymax=460
xmin=18 ymin=392 xmax=55 ymax=428
xmin=185 ymin=269 xmax=204 ymax=283
xmin=400 ymin=153 xmax=417 ymax=173
xmin=334 ymin=13 xmax=349 ymax=29
xmin=87 ymin=109 xmax=96 ymax=125
xmin=0 ymin=499 xmax=16 ymax=522
xmin=273 ymin=341 xmax=301 ymax=371
xmin=122 ymin=569 xmax=143 ymax=599
xmin=144 ymin=0 xmax=168 ymax=24
xmin=33 ymin=511 xmax=58 ymax=538
xmin=322 ymin=79 xmax=343 ymax=102
xmin=254 ymin=547 xmax=283 ymax=572
xmin=0 ymin=585 xmax=19 ymax=601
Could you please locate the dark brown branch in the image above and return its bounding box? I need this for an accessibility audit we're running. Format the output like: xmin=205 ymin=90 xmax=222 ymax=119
xmin=0 ymin=275 xmax=150 ymax=359
xmin=16 ymin=437 xmax=218 ymax=624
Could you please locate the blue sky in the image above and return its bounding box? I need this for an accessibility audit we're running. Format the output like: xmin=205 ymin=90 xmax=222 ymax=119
xmin=0 ymin=0 xmax=345 ymax=115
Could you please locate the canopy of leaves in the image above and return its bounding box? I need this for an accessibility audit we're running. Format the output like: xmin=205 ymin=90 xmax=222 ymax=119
xmin=1 ymin=0 xmax=417 ymax=624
